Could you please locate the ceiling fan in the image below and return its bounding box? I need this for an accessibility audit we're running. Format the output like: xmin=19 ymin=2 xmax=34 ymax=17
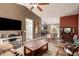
xmin=30 ymin=3 xmax=49 ymax=11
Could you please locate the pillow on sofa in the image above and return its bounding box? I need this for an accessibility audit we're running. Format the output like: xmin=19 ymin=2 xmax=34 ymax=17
xmin=1 ymin=51 xmax=15 ymax=56
xmin=64 ymin=47 xmax=73 ymax=55
xmin=74 ymin=39 xmax=79 ymax=47
xmin=0 ymin=42 xmax=13 ymax=51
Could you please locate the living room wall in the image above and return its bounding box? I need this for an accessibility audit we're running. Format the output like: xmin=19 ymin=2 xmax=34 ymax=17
xmin=17 ymin=4 xmax=41 ymax=41
xmin=0 ymin=3 xmax=27 ymax=42
xmin=0 ymin=3 xmax=27 ymax=20
xmin=60 ymin=14 xmax=78 ymax=35
xmin=60 ymin=14 xmax=78 ymax=41
xmin=0 ymin=3 xmax=41 ymax=42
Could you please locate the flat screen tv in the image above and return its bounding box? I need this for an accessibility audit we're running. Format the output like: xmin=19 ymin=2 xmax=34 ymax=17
xmin=0 ymin=17 xmax=21 ymax=30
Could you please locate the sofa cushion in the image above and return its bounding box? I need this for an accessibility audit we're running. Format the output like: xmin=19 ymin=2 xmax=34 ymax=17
xmin=73 ymin=51 xmax=79 ymax=56
xmin=58 ymin=47 xmax=66 ymax=56
xmin=0 ymin=42 xmax=13 ymax=51
xmin=1 ymin=51 xmax=15 ymax=56
xmin=74 ymin=39 xmax=79 ymax=47
xmin=0 ymin=48 xmax=4 ymax=55
xmin=57 ymin=43 xmax=65 ymax=48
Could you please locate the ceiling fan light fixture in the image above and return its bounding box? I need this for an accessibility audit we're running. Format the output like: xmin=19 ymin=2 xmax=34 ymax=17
xmin=30 ymin=3 xmax=48 ymax=11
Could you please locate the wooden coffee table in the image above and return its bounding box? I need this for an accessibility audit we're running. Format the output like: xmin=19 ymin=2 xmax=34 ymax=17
xmin=24 ymin=40 xmax=48 ymax=56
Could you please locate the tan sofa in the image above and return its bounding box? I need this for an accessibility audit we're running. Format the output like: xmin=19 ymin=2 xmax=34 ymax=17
xmin=0 ymin=42 xmax=13 ymax=50
xmin=0 ymin=42 xmax=13 ymax=55
xmin=1 ymin=51 xmax=14 ymax=56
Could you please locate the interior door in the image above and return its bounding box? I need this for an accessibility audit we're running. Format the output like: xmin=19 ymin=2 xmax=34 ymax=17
xmin=26 ymin=18 xmax=33 ymax=41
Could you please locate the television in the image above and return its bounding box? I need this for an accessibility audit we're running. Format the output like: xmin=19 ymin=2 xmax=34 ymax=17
xmin=64 ymin=27 xmax=72 ymax=34
xmin=0 ymin=17 xmax=21 ymax=30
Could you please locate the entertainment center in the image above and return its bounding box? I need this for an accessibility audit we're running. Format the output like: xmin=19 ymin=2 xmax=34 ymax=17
xmin=60 ymin=27 xmax=75 ymax=41
xmin=0 ymin=17 xmax=22 ymax=48
xmin=60 ymin=14 xmax=78 ymax=42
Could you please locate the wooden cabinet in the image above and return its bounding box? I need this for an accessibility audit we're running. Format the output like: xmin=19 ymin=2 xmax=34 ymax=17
xmin=61 ymin=33 xmax=74 ymax=42
xmin=60 ymin=27 xmax=75 ymax=42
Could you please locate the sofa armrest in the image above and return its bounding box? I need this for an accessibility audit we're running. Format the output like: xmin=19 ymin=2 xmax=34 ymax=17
xmin=0 ymin=42 xmax=13 ymax=51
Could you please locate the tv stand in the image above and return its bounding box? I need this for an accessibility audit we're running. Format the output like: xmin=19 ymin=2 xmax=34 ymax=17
xmin=0 ymin=36 xmax=22 ymax=45
xmin=61 ymin=33 xmax=74 ymax=42
xmin=60 ymin=27 xmax=75 ymax=42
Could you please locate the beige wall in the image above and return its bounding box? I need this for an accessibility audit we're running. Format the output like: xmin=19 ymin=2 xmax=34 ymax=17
xmin=20 ymin=4 xmax=41 ymax=40
xmin=0 ymin=3 xmax=27 ymax=42
xmin=0 ymin=3 xmax=27 ymax=20
xmin=78 ymin=14 xmax=79 ymax=36
xmin=0 ymin=3 xmax=41 ymax=42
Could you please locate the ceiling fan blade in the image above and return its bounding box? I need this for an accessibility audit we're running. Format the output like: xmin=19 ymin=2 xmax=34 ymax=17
xmin=37 ymin=6 xmax=43 ymax=11
xmin=30 ymin=6 xmax=34 ymax=10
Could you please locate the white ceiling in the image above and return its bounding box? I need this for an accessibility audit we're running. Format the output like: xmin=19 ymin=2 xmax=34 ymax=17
xmin=18 ymin=3 xmax=79 ymax=24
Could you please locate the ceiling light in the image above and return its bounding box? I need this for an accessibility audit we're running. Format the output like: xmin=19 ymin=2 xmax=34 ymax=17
xmin=34 ymin=4 xmax=37 ymax=8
